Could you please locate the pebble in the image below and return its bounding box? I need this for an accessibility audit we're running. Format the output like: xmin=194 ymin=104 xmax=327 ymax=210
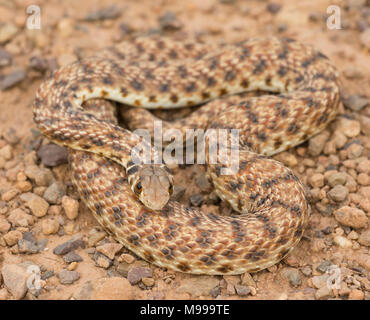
xmin=189 ymin=194 xmax=204 ymax=206
xmin=333 ymin=235 xmax=352 ymax=248
xmin=308 ymin=173 xmax=324 ymax=188
xmin=176 ymin=276 xmax=219 ymax=297
xmin=87 ymin=231 xmax=106 ymax=247
xmin=37 ymin=144 xmax=68 ymax=167
xmin=41 ymin=218 xmax=60 ymax=235
xmin=26 ymin=194 xmax=49 ymax=217
xmin=357 ymin=173 xmax=369 ymax=185
xmin=266 ymin=2 xmax=281 ymax=14
xmin=334 ymin=206 xmax=368 ymax=229
xmin=91 ymin=277 xmax=133 ymax=300
xmin=358 ymin=230 xmax=370 ymax=246
xmin=347 ymin=143 xmax=363 ymax=159
xmin=93 ymin=252 xmax=112 ymax=269
xmin=61 ymin=196 xmax=79 ymax=219
xmin=43 ymin=182 xmax=66 ymax=204
xmin=118 ymin=253 xmax=135 ymax=264
xmin=316 ymin=260 xmax=331 ymax=273
xmin=0 ymin=145 xmax=12 ymax=160
xmin=235 ymin=284 xmax=251 ymax=296
xmin=328 ymin=185 xmax=348 ymax=202
xmin=195 ymin=174 xmax=212 ymax=192
xmin=210 ymin=286 xmax=221 ymax=298
xmin=327 ymin=172 xmax=347 ymax=187
xmin=63 ymin=251 xmax=83 ymax=263
xmin=53 ymin=235 xmax=85 ymax=255
xmin=3 ymin=230 xmax=22 ymax=246
xmin=281 ymin=268 xmax=301 ymax=287
xmin=337 ymin=118 xmax=361 ymax=138
xmin=343 ymin=95 xmax=369 ymax=111
xmin=0 ymin=49 xmax=11 ymax=67
xmin=116 ymin=262 xmax=131 ymax=277
xmin=0 ymin=69 xmax=26 ymax=90
xmin=96 ymin=243 xmax=123 ymax=260
xmin=141 ymin=277 xmax=155 ymax=287
xmin=308 ymin=131 xmax=329 ymax=156
xmin=1 ymin=264 xmax=29 ymax=299
xmin=24 ymin=165 xmax=54 ymax=187
xmin=0 ymin=23 xmax=18 ymax=44
xmin=158 ymin=11 xmax=183 ymax=31
xmin=0 ymin=217 xmax=10 ymax=233
xmin=127 ymin=267 xmax=153 ymax=285
xmin=301 ymin=265 xmax=312 ymax=277
xmin=360 ymin=115 xmax=370 ymax=135
xmin=311 ymin=274 xmax=329 ymax=289
xmin=3 ymin=128 xmax=20 ymax=145
xmin=348 ymin=289 xmax=364 ymax=300
xmin=85 ymin=5 xmax=122 ymax=21
xmin=58 ymin=270 xmax=80 ymax=284
xmin=315 ymin=286 xmax=332 ymax=300
xmin=1 ymin=188 xmax=19 ymax=202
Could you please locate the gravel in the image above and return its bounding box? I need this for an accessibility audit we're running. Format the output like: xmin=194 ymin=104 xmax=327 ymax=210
xmin=127 ymin=267 xmax=153 ymax=285
xmin=53 ymin=235 xmax=85 ymax=255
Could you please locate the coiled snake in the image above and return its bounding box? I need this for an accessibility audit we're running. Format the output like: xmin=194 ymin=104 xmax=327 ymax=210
xmin=33 ymin=37 xmax=340 ymax=275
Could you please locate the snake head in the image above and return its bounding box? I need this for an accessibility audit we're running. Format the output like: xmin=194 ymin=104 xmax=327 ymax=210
xmin=128 ymin=164 xmax=174 ymax=211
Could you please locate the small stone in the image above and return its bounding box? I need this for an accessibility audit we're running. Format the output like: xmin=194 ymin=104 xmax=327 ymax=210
xmin=334 ymin=206 xmax=368 ymax=229
xmin=1 ymin=264 xmax=28 ymax=299
xmin=127 ymin=267 xmax=152 ymax=285
xmin=360 ymin=115 xmax=370 ymax=135
xmin=266 ymin=2 xmax=281 ymax=14
xmin=61 ymin=196 xmax=79 ymax=219
xmin=87 ymin=231 xmax=106 ymax=247
xmin=343 ymin=95 xmax=369 ymax=111
xmin=308 ymin=173 xmax=324 ymax=188
xmin=85 ymin=5 xmax=122 ymax=21
xmin=316 ymin=260 xmax=331 ymax=273
xmin=93 ymin=252 xmax=112 ymax=269
xmin=1 ymin=188 xmax=19 ymax=202
xmin=43 ymin=182 xmax=66 ymax=204
xmin=357 ymin=173 xmax=369 ymax=186
xmin=308 ymin=131 xmax=329 ymax=156
xmin=58 ymin=270 xmax=80 ymax=284
xmin=358 ymin=230 xmax=370 ymax=247
xmin=311 ymin=274 xmax=329 ymax=289
xmin=328 ymin=185 xmax=348 ymax=202
xmin=0 ymin=23 xmax=18 ymax=44
xmin=96 ymin=243 xmax=123 ymax=260
xmin=37 ymin=144 xmax=68 ymax=167
xmin=41 ymin=218 xmax=59 ymax=235
xmin=337 ymin=118 xmax=361 ymax=138
xmin=53 ymin=235 xmax=85 ymax=255
xmin=235 ymin=284 xmax=251 ymax=296
xmin=315 ymin=286 xmax=332 ymax=300
xmin=118 ymin=253 xmax=135 ymax=264
xmin=281 ymin=268 xmax=301 ymax=287
xmin=195 ymin=174 xmax=212 ymax=192
xmin=333 ymin=235 xmax=352 ymax=248
xmin=63 ymin=251 xmax=83 ymax=263
xmin=18 ymin=238 xmax=41 ymax=254
xmin=176 ymin=276 xmax=219 ymax=297
xmin=327 ymin=172 xmax=347 ymax=187
xmin=347 ymin=143 xmax=363 ymax=159
xmin=0 ymin=217 xmax=10 ymax=233
xmin=0 ymin=49 xmax=11 ymax=67
xmin=348 ymin=289 xmax=364 ymax=300
xmin=142 ymin=277 xmax=155 ymax=287
xmin=116 ymin=262 xmax=130 ymax=277
xmin=24 ymin=165 xmax=54 ymax=187
xmin=0 ymin=69 xmax=26 ymax=90
xmin=158 ymin=11 xmax=183 ymax=31
xmin=3 ymin=128 xmax=20 ymax=145
xmin=0 ymin=145 xmax=12 ymax=160
xmin=26 ymin=194 xmax=49 ymax=217
xmin=91 ymin=277 xmax=133 ymax=300
xmin=189 ymin=194 xmax=204 ymax=206
xmin=301 ymin=265 xmax=312 ymax=277
xmin=3 ymin=230 xmax=22 ymax=246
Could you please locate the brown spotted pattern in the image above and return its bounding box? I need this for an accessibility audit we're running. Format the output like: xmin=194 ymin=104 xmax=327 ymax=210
xmin=33 ymin=37 xmax=340 ymax=274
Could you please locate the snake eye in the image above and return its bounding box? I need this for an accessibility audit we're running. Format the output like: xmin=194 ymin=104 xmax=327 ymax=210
xmin=168 ymin=183 xmax=173 ymax=195
xmin=134 ymin=181 xmax=142 ymax=195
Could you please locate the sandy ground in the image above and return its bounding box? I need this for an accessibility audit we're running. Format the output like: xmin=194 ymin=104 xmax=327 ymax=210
xmin=0 ymin=0 xmax=369 ymax=300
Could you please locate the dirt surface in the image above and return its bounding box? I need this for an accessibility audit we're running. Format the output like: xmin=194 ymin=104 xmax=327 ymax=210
xmin=0 ymin=0 xmax=369 ymax=300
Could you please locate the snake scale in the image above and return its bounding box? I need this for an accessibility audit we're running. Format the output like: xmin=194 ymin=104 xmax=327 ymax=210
xmin=33 ymin=37 xmax=340 ymax=275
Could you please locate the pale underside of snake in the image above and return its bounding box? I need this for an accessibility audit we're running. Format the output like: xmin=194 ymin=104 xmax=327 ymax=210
xmin=33 ymin=37 xmax=340 ymax=275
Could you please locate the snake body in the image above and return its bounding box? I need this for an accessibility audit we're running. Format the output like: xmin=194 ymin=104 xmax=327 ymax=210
xmin=33 ymin=37 xmax=340 ymax=274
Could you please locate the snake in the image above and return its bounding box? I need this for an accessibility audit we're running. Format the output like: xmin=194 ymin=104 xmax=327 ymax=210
xmin=33 ymin=37 xmax=340 ymax=275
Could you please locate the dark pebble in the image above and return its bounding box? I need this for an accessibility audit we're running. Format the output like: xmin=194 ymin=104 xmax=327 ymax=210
xmin=266 ymin=3 xmax=281 ymax=14
xmin=190 ymin=194 xmax=204 ymax=207
xmin=158 ymin=11 xmax=183 ymax=31
xmin=37 ymin=144 xmax=69 ymax=167
xmin=316 ymin=260 xmax=331 ymax=273
xmin=210 ymin=286 xmax=221 ymax=298
xmin=63 ymin=251 xmax=83 ymax=263
xmin=0 ymin=49 xmax=11 ymax=67
xmin=53 ymin=235 xmax=85 ymax=255
xmin=127 ymin=267 xmax=153 ymax=285
xmin=41 ymin=270 xmax=54 ymax=280
xmin=85 ymin=5 xmax=121 ymax=21
xmin=0 ymin=69 xmax=26 ymax=90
